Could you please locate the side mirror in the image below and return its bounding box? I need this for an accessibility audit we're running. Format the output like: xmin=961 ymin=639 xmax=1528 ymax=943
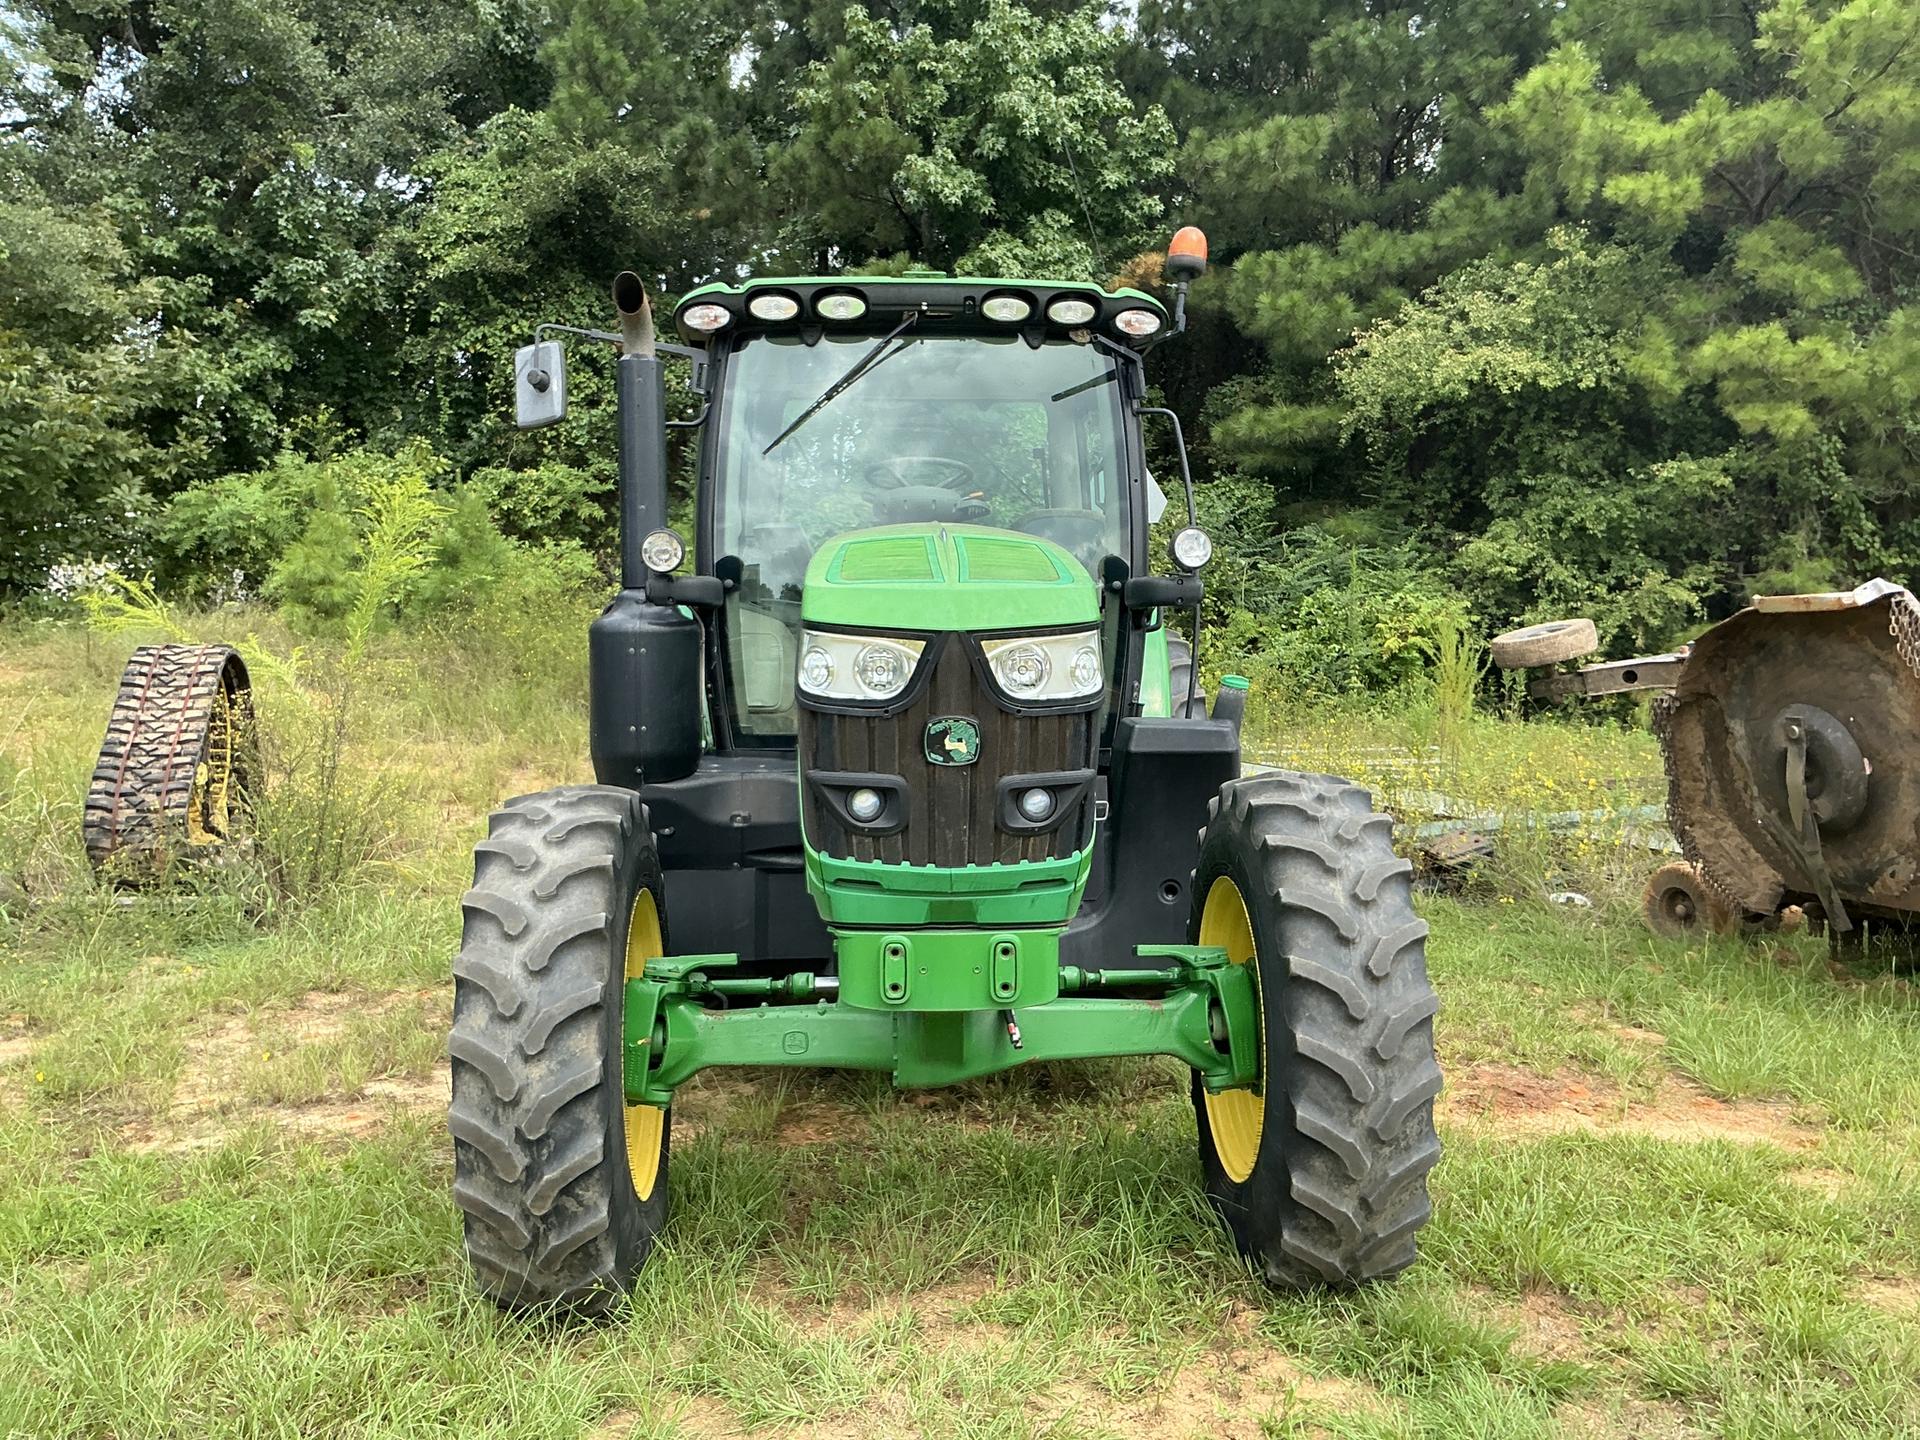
xmin=515 ymin=341 xmax=567 ymax=429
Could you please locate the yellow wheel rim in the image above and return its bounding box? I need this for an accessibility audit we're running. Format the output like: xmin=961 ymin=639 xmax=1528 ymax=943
xmin=186 ymin=685 xmax=235 ymax=847
xmin=623 ymin=888 xmax=667 ymax=1202
xmin=1200 ymin=875 xmax=1264 ymax=1183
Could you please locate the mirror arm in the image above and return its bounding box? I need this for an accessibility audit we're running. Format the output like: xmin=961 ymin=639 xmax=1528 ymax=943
xmin=665 ymin=404 xmax=710 ymax=432
xmin=1134 ymin=403 xmax=1198 ymax=530
xmin=649 ymin=574 xmax=725 ymax=609
xmin=535 ymin=322 xmax=621 ymax=346
xmin=532 ymin=325 xmax=709 ymax=395
xmin=1133 ymin=400 xmax=1205 ymax=718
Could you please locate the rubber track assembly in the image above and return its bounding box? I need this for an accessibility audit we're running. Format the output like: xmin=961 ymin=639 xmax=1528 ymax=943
xmin=83 ymin=643 xmax=254 ymax=875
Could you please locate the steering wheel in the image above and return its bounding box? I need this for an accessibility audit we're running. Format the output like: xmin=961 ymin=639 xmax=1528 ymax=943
xmin=863 ymin=456 xmax=976 ymax=492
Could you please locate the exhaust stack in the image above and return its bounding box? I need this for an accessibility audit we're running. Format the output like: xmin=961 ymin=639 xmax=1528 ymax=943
xmin=613 ymin=270 xmax=656 ymax=358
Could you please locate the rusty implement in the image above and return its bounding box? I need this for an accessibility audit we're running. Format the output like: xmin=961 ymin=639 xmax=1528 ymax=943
xmin=1654 ymin=580 xmax=1920 ymax=936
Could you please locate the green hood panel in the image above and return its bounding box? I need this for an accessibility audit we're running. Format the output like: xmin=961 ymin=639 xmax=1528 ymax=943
xmin=802 ymin=524 xmax=1099 ymax=632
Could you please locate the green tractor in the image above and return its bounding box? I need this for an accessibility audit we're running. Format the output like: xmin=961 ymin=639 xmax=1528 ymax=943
xmin=451 ymin=230 xmax=1442 ymax=1310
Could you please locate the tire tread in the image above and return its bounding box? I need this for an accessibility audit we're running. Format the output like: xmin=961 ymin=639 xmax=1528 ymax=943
xmin=1193 ymin=771 xmax=1443 ymax=1288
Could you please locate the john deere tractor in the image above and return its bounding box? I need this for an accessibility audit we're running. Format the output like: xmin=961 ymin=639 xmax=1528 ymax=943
xmin=450 ymin=231 xmax=1441 ymax=1310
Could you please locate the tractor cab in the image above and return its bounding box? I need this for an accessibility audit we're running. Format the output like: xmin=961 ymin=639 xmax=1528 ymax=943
xmin=702 ymin=315 xmax=1138 ymax=742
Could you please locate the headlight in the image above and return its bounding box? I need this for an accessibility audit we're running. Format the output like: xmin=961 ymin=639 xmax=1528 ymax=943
xmin=982 ymin=630 xmax=1104 ymax=702
xmin=815 ymin=292 xmax=867 ymax=321
xmin=1171 ymin=526 xmax=1212 ymax=572
xmin=680 ymin=302 xmax=732 ymax=332
xmin=981 ymin=294 xmax=1032 ymax=323
xmin=1113 ymin=308 xmax=1163 ymax=337
xmin=639 ymin=528 xmax=685 ymax=573
xmin=747 ymin=292 xmax=801 ymax=321
xmin=1046 ymin=297 xmax=1097 ymax=326
xmin=797 ymin=630 xmax=927 ymax=702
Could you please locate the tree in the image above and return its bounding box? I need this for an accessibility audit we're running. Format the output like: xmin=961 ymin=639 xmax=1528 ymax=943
xmin=770 ymin=0 xmax=1174 ymax=275
xmin=1124 ymin=0 xmax=1557 ymax=488
xmin=1494 ymin=0 xmax=1920 ymax=593
xmin=0 ymin=179 xmax=198 ymax=589
xmin=8 ymin=0 xmax=547 ymax=480
xmin=1336 ymin=234 xmax=1735 ymax=644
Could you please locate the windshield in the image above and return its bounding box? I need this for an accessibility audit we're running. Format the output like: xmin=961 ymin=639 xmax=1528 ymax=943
xmin=713 ymin=333 xmax=1130 ymax=741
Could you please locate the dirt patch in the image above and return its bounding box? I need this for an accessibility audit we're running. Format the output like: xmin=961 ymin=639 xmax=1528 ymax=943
xmin=1557 ymin=1396 xmax=1702 ymax=1438
xmin=664 ymin=1335 xmax=1381 ymax=1440
xmin=668 ymin=1072 xmax=776 ymax=1142
xmin=1857 ymin=1276 xmax=1920 ymax=1317
xmin=665 ymin=1396 xmax=886 ymax=1440
xmin=1780 ymin=1166 xmax=1853 ymax=1199
xmin=122 ymin=988 xmax=444 ymax=1153
xmin=669 ymin=1072 xmax=889 ymax=1147
xmin=1440 ymin=1063 xmax=1816 ymax=1149
xmin=275 ymin=1071 xmax=447 ymax=1142
xmin=1043 ymin=1341 xmax=1383 ymax=1440
xmin=774 ymin=1099 xmax=866 ymax=1147
xmin=680 ymin=1286 xmax=1381 ymax=1439
xmin=1473 ymin=1285 xmax=1591 ymax=1363
xmin=764 ymin=1271 xmax=1003 ymax=1343
xmin=0 ymin=1009 xmax=32 ymax=1065
xmin=1610 ymin=1023 xmax=1668 ymax=1049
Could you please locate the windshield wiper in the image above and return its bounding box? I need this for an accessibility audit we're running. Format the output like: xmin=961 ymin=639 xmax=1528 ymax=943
xmin=762 ymin=311 xmax=921 ymax=456
xmin=1050 ymin=368 xmax=1119 ymax=404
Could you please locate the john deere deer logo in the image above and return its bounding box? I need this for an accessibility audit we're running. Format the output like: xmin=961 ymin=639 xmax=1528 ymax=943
xmin=925 ymin=716 xmax=981 ymax=767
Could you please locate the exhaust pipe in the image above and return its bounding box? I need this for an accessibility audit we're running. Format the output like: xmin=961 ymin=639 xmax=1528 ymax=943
xmin=612 ymin=270 xmax=656 ymax=358
xmin=612 ymin=271 xmax=667 ymax=586
xmin=590 ymin=266 xmax=702 ymax=786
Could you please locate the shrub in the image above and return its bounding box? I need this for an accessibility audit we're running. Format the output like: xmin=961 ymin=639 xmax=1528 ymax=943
xmin=468 ymin=461 xmax=614 ymax=555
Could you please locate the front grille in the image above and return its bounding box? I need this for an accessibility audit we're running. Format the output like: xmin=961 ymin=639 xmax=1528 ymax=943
xmin=801 ymin=639 xmax=1095 ymax=866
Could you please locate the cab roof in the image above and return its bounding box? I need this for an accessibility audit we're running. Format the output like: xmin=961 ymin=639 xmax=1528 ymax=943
xmin=673 ymin=271 xmax=1170 ymax=348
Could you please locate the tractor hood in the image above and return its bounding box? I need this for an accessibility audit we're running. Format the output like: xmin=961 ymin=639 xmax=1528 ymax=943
xmin=800 ymin=524 xmax=1099 ymax=633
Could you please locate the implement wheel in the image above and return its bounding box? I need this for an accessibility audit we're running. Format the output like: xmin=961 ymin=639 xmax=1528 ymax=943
xmin=1640 ymin=861 xmax=1737 ymax=941
xmin=1191 ymin=773 xmax=1442 ymax=1288
xmin=449 ymin=785 xmax=670 ymax=1312
xmin=83 ymin=643 xmax=255 ymax=878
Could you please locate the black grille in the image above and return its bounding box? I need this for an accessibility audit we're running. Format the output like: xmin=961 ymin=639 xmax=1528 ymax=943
xmin=801 ymin=640 xmax=1095 ymax=866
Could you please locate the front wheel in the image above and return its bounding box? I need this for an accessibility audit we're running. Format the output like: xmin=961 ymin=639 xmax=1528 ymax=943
xmin=449 ymin=785 xmax=670 ymax=1312
xmin=1190 ymin=773 xmax=1442 ymax=1288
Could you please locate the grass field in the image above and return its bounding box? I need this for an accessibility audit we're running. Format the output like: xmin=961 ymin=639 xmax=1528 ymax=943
xmin=2 ymin=614 xmax=1918 ymax=1439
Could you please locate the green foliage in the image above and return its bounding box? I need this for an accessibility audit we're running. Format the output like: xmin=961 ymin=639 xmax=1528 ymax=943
xmin=161 ymin=441 xmax=593 ymax=630
xmin=1334 ymin=235 xmax=1735 ymax=645
xmin=156 ymin=458 xmax=321 ymax=597
xmin=467 ymin=461 xmax=614 ymax=555
xmin=0 ymin=184 xmax=201 ymax=590
xmin=771 ymin=0 xmax=1175 ymax=275
xmin=4 ymin=0 xmax=1919 ymax=683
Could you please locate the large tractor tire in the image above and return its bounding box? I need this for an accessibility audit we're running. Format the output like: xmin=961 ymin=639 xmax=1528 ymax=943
xmin=449 ymin=785 xmax=671 ymax=1312
xmin=1190 ymin=772 xmax=1442 ymax=1288
xmin=1166 ymin=634 xmax=1208 ymax=719
xmin=84 ymin=643 xmax=255 ymax=878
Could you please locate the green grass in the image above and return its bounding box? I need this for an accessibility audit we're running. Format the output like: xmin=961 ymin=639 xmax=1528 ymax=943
xmin=2 ymin=616 xmax=1918 ymax=1437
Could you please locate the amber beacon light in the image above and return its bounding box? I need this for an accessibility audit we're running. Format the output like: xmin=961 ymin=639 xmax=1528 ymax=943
xmin=1166 ymin=226 xmax=1209 ymax=282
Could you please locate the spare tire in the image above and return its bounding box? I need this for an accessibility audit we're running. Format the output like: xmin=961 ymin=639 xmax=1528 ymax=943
xmin=1490 ymin=618 xmax=1599 ymax=670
